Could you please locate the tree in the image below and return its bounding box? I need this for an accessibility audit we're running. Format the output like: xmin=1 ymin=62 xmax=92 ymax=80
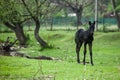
xmin=49 ymin=8 xmax=62 ymax=31
xmin=21 ymin=0 xmax=58 ymax=48
xmin=44 ymin=4 xmax=61 ymax=31
xmin=111 ymin=0 xmax=120 ymax=30
xmin=0 ymin=0 xmax=30 ymax=45
xmin=51 ymin=0 xmax=94 ymax=30
xmin=98 ymin=0 xmax=120 ymax=30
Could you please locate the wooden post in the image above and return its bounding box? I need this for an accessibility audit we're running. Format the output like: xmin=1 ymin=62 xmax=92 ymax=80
xmin=95 ymin=0 xmax=98 ymax=31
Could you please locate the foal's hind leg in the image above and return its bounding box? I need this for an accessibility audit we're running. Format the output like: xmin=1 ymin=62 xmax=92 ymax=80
xmin=88 ymin=43 xmax=94 ymax=66
xmin=76 ymin=42 xmax=83 ymax=63
xmin=83 ymin=43 xmax=87 ymax=65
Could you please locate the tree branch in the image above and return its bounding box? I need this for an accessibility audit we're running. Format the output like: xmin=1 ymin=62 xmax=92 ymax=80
xmin=4 ymin=22 xmax=15 ymax=30
xmin=21 ymin=0 xmax=34 ymax=19
xmin=83 ymin=0 xmax=94 ymax=8
xmin=35 ymin=0 xmax=39 ymax=17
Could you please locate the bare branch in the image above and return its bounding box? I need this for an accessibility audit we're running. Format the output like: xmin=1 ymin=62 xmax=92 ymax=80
xmin=83 ymin=0 xmax=94 ymax=8
xmin=21 ymin=0 xmax=34 ymax=19
xmin=35 ymin=0 xmax=39 ymax=16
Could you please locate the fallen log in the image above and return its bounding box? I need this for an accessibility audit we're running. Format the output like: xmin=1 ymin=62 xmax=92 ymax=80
xmin=26 ymin=55 xmax=53 ymax=60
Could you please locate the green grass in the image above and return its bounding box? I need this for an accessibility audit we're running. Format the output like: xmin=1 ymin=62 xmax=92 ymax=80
xmin=0 ymin=30 xmax=120 ymax=80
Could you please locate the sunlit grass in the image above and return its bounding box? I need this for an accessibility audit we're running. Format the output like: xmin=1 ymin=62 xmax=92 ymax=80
xmin=0 ymin=28 xmax=120 ymax=79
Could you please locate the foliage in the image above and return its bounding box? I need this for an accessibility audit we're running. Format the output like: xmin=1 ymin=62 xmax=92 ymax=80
xmin=0 ymin=0 xmax=27 ymax=23
xmin=116 ymin=0 xmax=120 ymax=11
xmin=0 ymin=0 xmax=15 ymax=22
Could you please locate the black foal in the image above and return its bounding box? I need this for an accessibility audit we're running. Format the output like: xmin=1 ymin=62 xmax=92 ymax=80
xmin=75 ymin=21 xmax=95 ymax=66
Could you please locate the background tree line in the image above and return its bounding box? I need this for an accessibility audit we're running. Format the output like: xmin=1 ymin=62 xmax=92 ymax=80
xmin=0 ymin=0 xmax=120 ymax=48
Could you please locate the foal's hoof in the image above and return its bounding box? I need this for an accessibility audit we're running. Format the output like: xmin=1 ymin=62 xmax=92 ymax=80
xmin=77 ymin=62 xmax=80 ymax=64
xmin=77 ymin=60 xmax=80 ymax=64
xmin=83 ymin=61 xmax=89 ymax=64
xmin=91 ymin=64 xmax=94 ymax=66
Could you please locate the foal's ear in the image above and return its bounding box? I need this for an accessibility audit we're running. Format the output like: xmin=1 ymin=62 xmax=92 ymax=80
xmin=89 ymin=21 xmax=91 ymax=25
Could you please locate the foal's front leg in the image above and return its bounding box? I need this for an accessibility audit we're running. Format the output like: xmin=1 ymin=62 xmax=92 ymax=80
xmin=88 ymin=43 xmax=94 ymax=66
xmin=76 ymin=42 xmax=82 ymax=63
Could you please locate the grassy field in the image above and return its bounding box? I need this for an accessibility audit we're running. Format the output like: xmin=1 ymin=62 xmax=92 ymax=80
xmin=0 ymin=29 xmax=120 ymax=80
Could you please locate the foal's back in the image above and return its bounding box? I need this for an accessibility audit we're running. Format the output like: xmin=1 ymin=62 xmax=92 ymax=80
xmin=75 ymin=29 xmax=85 ymax=44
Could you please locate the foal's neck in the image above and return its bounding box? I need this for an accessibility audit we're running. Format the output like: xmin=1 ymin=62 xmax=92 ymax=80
xmin=87 ymin=29 xmax=94 ymax=36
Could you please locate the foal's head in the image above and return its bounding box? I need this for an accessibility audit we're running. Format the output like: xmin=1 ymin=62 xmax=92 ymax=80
xmin=88 ymin=21 xmax=95 ymax=35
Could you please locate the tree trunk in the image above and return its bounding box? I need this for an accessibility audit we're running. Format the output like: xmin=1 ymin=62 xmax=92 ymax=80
xmin=50 ymin=17 xmax=53 ymax=31
xmin=34 ymin=18 xmax=48 ymax=48
xmin=75 ymin=5 xmax=83 ymax=30
xmin=4 ymin=22 xmax=28 ymax=46
xmin=14 ymin=23 xmax=27 ymax=45
xmin=112 ymin=0 xmax=120 ymax=30
xmin=103 ymin=16 xmax=106 ymax=32
xmin=76 ymin=12 xmax=82 ymax=30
